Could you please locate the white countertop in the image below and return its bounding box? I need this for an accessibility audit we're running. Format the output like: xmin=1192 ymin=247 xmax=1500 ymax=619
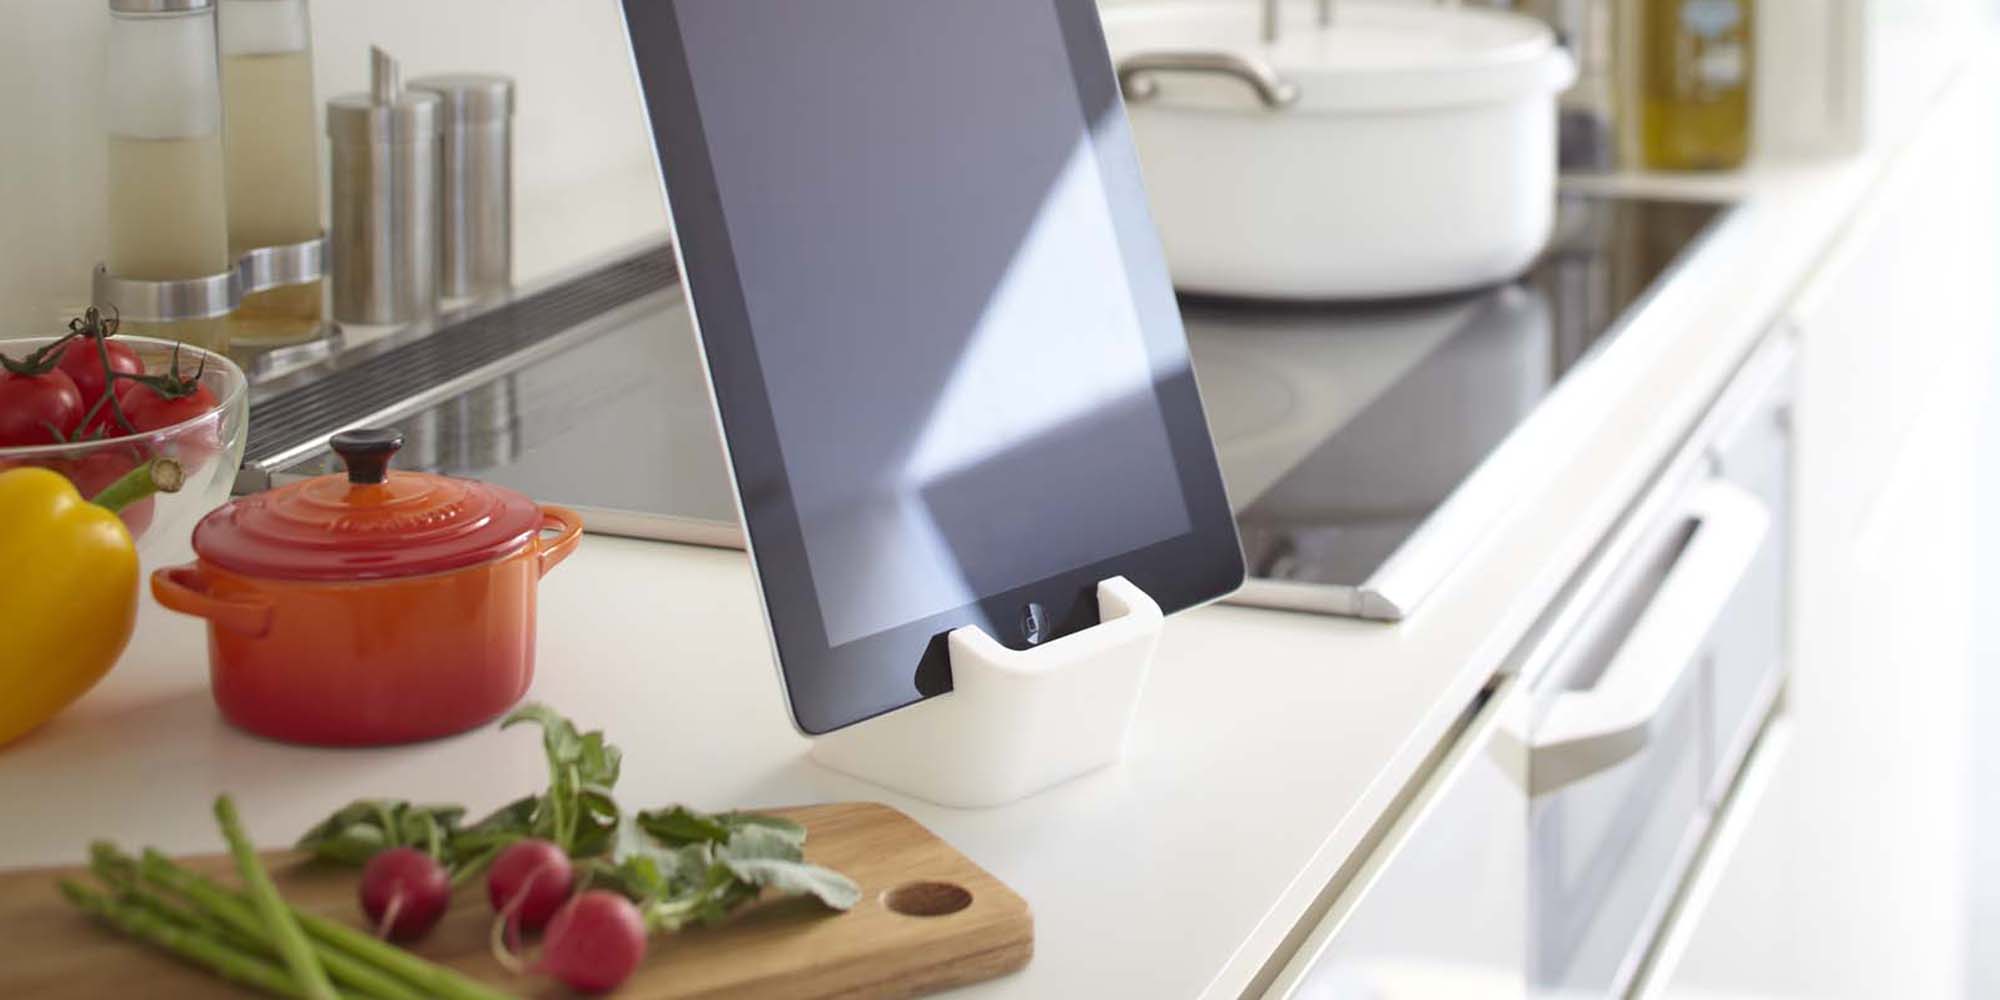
xmin=0 ymin=142 xmax=1898 ymax=996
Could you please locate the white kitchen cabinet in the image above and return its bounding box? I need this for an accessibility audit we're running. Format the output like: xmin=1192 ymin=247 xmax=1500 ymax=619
xmin=1665 ymin=363 xmax=1980 ymax=999
xmin=1660 ymin=55 xmax=1996 ymax=999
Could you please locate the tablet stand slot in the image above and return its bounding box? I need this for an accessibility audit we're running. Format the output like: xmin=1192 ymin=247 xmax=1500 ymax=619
xmin=809 ymin=576 xmax=1163 ymax=808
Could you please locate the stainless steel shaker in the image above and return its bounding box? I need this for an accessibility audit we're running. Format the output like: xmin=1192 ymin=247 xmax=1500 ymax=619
xmin=408 ymin=74 xmax=515 ymax=299
xmin=327 ymin=47 xmax=440 ymax=324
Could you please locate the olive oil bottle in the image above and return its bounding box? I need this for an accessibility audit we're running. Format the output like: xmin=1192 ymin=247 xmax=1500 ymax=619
xmin=1638 ymin=0 xmax=1753 ymax=170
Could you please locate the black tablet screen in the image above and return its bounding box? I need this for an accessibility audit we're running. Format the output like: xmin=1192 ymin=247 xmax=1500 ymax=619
xmin=673 ymin=0 xmax=1194 ymax=646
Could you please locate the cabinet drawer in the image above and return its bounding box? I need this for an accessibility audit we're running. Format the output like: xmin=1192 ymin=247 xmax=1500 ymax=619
xmin=1523 ymin=472 xmax=1772 ymax=996
xmin=1269 ymin=332 xmax=1792 ymax=1000
xmin=1703 ymin=340 xmax=1792 ymax=803
xmin=1267 ymin=679 xmax=1528 ymax=1000
xmin=1635 ymin=715 xmax=1796 ymax=998
xmin=1531 ymin=660 xmax=1706 ymax=993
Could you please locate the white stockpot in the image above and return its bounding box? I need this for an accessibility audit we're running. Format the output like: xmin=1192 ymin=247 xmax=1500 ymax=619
xmin=1105 ymin=1 xmax=1576 ymax=300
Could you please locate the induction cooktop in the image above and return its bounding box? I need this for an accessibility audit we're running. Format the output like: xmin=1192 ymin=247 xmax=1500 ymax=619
xmin=251 ymin=195 xmax=1732 ymax=621
xmin=1187 ymin=196 xmax=1730 ymax=616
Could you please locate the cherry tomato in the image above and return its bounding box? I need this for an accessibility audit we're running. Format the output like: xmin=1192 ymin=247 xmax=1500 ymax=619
xmin=117 ymin=379 xmax=219 ymax=433
xmin=0 ymin=369 xmax=84 ymax=447
xmin=55 ymin=338 xmax=144 ymax=434
xmin=117 ymin=377 xmax=221 ymax=473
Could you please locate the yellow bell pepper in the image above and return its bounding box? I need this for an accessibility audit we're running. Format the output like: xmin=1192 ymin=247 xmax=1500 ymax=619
xmin=0 ymin=459 xmax=181 ymax=746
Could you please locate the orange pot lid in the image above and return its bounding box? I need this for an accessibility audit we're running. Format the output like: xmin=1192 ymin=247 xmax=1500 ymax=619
xmin=192 ymin=428 xmax=544 ymax=581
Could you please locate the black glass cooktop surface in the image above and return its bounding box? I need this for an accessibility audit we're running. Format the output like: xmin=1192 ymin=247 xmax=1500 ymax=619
xmin=266 ymin=195 xmax=1731 ymax=619
xmin=1185 ymin=195 xmax=1729 ymax=616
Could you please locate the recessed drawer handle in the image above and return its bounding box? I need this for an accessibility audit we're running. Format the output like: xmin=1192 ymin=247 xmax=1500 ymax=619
xmin=1531 ymin=481 xmax=1770 ymax=794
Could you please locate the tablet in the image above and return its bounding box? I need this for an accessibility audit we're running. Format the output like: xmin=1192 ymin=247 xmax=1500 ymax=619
xmin=620 ymin=0 xmax=1243 ymax=734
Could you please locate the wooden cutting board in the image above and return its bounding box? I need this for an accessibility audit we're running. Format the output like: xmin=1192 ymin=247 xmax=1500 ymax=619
xmin=0 ymin=802 xmax=1032 ymax=999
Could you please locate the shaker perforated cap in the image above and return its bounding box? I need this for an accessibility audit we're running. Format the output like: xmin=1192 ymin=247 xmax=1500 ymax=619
xmin=326 ymin=46 xmax=441 ymax=145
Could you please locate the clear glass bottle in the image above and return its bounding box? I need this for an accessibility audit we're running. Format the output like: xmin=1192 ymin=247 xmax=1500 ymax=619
xmin=1638 ymin=0 xmax=1754 ymax=170
xmin=105 ymin=0 xmax=232 ymax=351
xmin=220 ymin=0 xmax=325 ymax=345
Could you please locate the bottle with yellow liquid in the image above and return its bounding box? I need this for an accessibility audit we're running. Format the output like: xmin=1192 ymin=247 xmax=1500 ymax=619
xmin=220 ymin=0 xmax=326 ymax=346
xmin=104 ymin=0 xmax=233 ymax=352
xmin=1637 ymin=0 xmax=1753 ymax=170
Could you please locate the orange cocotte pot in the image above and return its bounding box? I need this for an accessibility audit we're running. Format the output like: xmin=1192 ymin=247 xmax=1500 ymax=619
xmin=152 ymin=428 xmax=583 ymax=746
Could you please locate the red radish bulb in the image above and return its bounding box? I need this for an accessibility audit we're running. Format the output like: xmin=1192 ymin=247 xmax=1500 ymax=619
xmin=538 ymin=890 xmax=647 ymax=995
xmin=487 ymin=838 xmax=574 ymax=934
xmin=359 ymin=847 xmax=451 ymax=941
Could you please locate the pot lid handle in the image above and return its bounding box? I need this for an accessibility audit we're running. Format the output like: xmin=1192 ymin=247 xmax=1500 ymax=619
xmin=1118 ymin=51 xmax=1300 ymax=109
xmin=331 ymin=428 xmax=404 ymax=485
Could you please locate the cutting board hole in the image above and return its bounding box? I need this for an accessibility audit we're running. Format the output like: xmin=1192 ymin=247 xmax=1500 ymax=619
xmin=883 ymin=880 xmax=972 ymax=917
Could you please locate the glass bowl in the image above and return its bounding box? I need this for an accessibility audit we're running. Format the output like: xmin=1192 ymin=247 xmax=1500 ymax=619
xmin=0 ymin=336 xmax=248 ymax=563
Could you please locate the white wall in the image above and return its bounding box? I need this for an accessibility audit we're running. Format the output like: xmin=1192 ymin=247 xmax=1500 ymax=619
xmin=6 ymin=0 xmax=1985 ymax=341
xmin=0 ymin=0 xmax=668 ymax=338
xmin=0 ymin=0 xmax=1637 ymax=339
xmin=1 ymin=0 xmax=119 ymax=334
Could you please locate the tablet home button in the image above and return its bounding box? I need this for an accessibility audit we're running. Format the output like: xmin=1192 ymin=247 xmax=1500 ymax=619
xmin=1019 ymin=602 xmax=1049 ymax=646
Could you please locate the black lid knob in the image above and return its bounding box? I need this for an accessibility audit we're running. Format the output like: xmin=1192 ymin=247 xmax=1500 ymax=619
xmin=331 ymin=428 xmax=404 ymax=485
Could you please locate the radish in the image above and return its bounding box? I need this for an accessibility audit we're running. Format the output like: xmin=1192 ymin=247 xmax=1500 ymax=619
xmin=358 ymin=847 xmax=451 ymax=942
xmin=538 ymin=890 xmax=647 ymax=995
xmin=487 ymin=838 xmax=573 ymax=935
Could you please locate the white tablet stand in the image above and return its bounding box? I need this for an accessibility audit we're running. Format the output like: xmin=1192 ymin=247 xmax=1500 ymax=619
xmin=809 ymin=576 xmax=1163 ymax=808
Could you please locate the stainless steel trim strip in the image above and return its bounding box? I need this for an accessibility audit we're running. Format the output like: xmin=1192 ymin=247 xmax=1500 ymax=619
xmin=240 ymin=243 xmax=678 ymax=484
xmin=109 ymin=0 xmax=212 ymax=13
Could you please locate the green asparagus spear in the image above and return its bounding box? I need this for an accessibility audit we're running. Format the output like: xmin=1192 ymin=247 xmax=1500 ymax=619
xmin=116 ymin=843 xmax=513 ymax=1000
xmin=295 ymin=908 xmax=519 ymax=1000
xmin=91 ymin=842 xmax=255 ymax=951
xmin=59 ymin=879 xmax=347 ymax=1000
xmin=216 ymin=796 xmax=338 ymax=1000
xmin=136 ymin=848 xmax=427 ymax=1000
xmin=122 ymin=885 xmax=263 ymax=953
xmin=88 ymin=840 xmax=141 ymax=891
